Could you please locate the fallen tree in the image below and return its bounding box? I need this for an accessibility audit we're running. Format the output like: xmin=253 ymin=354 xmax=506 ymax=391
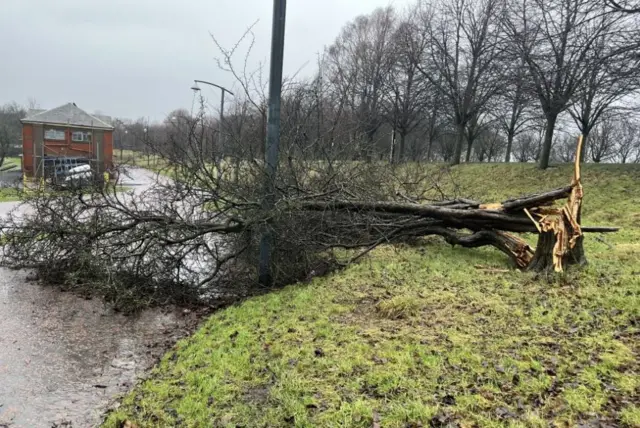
xmin=288 ymin=136 xmax=615 ymax=272
xmin=0 ymin=122 xmax=617 ymax=310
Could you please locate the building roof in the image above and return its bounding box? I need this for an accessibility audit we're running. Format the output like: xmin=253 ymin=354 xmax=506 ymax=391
xmin=21 ymin=103 xmax=114 ymax=130
xmin=93 ymin=114 xmax=113 ymax=126
xmin=26 ymin=109 xmax=46 ymax=117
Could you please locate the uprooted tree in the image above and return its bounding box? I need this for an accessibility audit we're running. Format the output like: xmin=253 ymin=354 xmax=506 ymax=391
xmin=0 ymin=101 xmax=617 ymax=311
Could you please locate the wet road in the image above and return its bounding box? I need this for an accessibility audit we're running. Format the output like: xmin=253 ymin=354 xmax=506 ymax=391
xmin=0 ymin=168 xmax=189 ymax=427
xmin=0 ymin=167 xmax=159 ymax=220
xmin=0 ymin=269 xmax=197 ymax=427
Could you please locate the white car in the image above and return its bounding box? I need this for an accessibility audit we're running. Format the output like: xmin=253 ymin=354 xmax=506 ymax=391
xmin=63 ymin=164 xmax=93 ymax=185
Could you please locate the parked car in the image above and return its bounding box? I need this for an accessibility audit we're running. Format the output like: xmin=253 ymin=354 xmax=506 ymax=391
xmin=62 ymin=164 xmax=94 ymax=187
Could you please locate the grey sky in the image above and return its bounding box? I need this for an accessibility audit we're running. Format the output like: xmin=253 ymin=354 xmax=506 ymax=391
xmin=0 ymin=0 xmax=410 ymax=121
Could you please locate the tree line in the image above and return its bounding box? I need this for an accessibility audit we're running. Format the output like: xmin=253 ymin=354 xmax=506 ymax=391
xmin=165 ymin=0 xmax=640 ymax=169
xmin=4 ymin=1 xmax=640 ymax=170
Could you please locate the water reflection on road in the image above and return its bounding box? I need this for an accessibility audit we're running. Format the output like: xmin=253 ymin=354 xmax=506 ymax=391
xmin=0 ymin=269 xmax=195 ymax=427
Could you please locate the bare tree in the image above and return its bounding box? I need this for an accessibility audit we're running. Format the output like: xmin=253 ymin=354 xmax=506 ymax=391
xmin=0 ymin=127 xmax=11 ymax=168
xmin=26 ymin=97 xmax=39 ymax=110
xmin=474 ymin=125 xmax=506 ymax=161
xmin=494 ymin=55 xmax=538 ymax=162
xmin=2 ymin=122 xmax=611 ymax=312
xmin=588 ymin=115 xmax=618 ymax=162
xmin=568 ymin=8 xmax=640 ymax=160
xmin=325 ymin=8 xmax=396 ymax=161
xmin=606 ymin=0 xmax=640 ymax=13
xmin=555 ymin=133 xmax=579 ymax=162
xmin=513 ymin=127 xmax=544 ymax=162
xmin=616 ymin=117 xmax=640 ymax=163
xmin=384 ymin=9 xmax=430 ymax=162
xmin=416 ymin=0 xmax=505 ymax=165
xmin=211 ymin=24 xmax=269 ymax=160
xmin=505 ymin=0 xmax=623 ymax=169
xmin=464 ymin=110 xmax=494 ymax=162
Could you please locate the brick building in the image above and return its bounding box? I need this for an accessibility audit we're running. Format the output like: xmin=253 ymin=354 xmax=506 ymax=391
xmin=21 ymin=103 xmax=114 ymax=178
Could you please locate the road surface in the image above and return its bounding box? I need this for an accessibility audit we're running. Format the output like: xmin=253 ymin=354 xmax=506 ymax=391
xmin=0 ymin=167 xmax=189 ymax=428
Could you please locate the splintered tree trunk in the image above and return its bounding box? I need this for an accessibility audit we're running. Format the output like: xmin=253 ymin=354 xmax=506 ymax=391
xmin=527 ymin=231 xmax=586 ymax=272
xmin=568 ymin=206 xmax=587 ymax=267
xmin=527 ymin=231 xmax=557 ymax=272
xmin=528 ymin=134 xmax=588 ymax=271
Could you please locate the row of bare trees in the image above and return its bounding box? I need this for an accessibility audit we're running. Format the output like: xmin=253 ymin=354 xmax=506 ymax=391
xmin=173 ymin=0 xmax=639 ymax=170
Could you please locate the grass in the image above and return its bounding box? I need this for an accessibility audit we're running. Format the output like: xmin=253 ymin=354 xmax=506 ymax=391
xmin=0 ymin=187 xmax=22 ymax=202
xmin=2 ymin=157 xmax=21 ymax=169
xmin=0 ymin=157 xmax=22 ymax=201
xmin=103 ymin=163 xmax=639 ymax=427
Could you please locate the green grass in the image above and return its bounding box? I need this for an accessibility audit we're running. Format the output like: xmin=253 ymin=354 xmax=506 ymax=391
xmin=2 ymin=157 xmax=21 ymax=169
xmin=0 ymin=187 xmax=22 ymax=202
xmin=103 ymin=164 xmax=640 ymax=427
xmin=0 ymin=158 xmax=22 ymax=201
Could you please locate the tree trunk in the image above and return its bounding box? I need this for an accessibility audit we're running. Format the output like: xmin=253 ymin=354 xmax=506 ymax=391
xmin=579 ymin=131 xmax=589 ymax=164
xmin=527 ymin=231 xmax=556 ymax=272
xmin=426 ymin=136 xmax=434 ymax=162
xmin=527 ymin=229 xmax=586 ymax=273
xmin=451 ymin=122 xmax=465 ymax=166
xmin=505 ymin=130 xmax=514 ymax=163
xmin=398 ymin=133 xmax=406 ymax=163
xmin=569 ymin=235 xmax=587 ymax=267
xmin=465 ymin=137 xmax=473 ymax=163
xmin=363 ymin=129 xmax=375 ymax=163
xmin=389 ymin=129 xmax=397 ymax=164
xmin=538 ymin=114 xmax=557 ymax=170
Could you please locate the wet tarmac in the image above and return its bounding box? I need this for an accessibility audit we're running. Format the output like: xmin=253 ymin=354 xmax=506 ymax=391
xmin=0 ymin=168 xmax=205 ymax=427
xmin=0 ymin=268 xmax=198 ymax=427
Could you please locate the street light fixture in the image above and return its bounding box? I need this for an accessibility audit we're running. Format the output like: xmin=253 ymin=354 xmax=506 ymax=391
xmin=121 ymin=129 xmax=128 ymax=160
xmin=189 ymin=79 xmax=234 ymax=162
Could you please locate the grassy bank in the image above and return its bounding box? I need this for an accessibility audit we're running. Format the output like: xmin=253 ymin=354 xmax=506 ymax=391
xmin=104 ymin=164 xmax=639 ymax=427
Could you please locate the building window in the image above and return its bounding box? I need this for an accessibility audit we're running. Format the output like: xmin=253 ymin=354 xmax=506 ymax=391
xmin=72 ymin=131 xmax=92 ymax=142
xmin=44 ymin=129 xmax=65 ymax=140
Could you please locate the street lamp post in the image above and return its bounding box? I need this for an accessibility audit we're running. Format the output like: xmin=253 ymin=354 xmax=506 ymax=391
xmin=143 ymin=127 xmax=149 ymax=166
xmin=121 ymin=129 xmax=127 ymax=161
xmin=258 ymin=0 xmax=287 ymax=287
xmin=191 ymin=80 xmax=234 ymax=161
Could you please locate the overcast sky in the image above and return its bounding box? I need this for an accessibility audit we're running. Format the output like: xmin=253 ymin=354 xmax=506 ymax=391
xmin=0 ymin=0 xmax=411 ymax=121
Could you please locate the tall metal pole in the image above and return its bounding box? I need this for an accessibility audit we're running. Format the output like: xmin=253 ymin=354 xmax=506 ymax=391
xmin=258 ymin=0 xmax=287 ymax=286
xmin=219 ymin=89 xmax=225 ymax=164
